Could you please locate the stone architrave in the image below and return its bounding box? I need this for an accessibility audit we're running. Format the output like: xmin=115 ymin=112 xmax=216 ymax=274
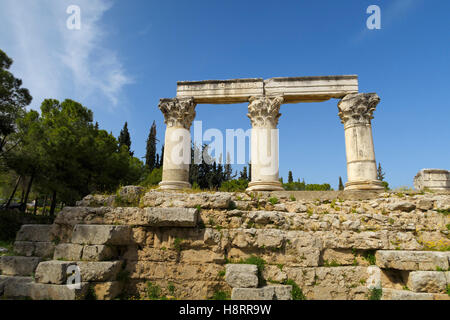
xmin=158 ymin=97 xmax=196 ymax=190
xmin=246 ymin=95 xmax=284 ymax=191
xmin=414 ymin=169 xmax=450 ymax=191
xmin=338 ymin=93 xmax=383 ymax=191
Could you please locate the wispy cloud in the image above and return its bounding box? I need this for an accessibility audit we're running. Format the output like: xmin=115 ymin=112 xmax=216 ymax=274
xmin=0 ymin=0 xmax=131 ymax=110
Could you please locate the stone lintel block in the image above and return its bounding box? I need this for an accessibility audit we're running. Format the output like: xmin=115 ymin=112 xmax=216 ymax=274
xmin=35 ymin=261 xmax=77 ymax=284
xmin=177 ymin=78 xmax=264 ymax=104
xmin=407 ymin=271 xmax=447 ymax=293
xmin=375 ymin=251 xmax=450 ymax=271
xmin=53 ymin=243 xmax=84 ymax=261
xmin=71 ymin=225 xmax=132 ymax=245
xmin=231 ymin=285 xmax=292 ymax=300
xmin=225 ymin=264 xmax=258 ymax=288
xmin=16 ymin=225 xmax=53 ymax=242
xmin=0 ymin=256 xmax=41 ymax=276
xmin=82 ymin=245 xmax=117 ymax=261
xmin=76 ymin=261 xmax=123 ymax=282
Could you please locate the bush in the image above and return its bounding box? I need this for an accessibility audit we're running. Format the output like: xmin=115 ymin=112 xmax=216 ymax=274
xmin=0 ymin=210 xmax=53 ymax=241
xmin=219 ymin=179 xmax=248 ymax=192
xmin=283 ymin=279 xmax=306 ymax=300
xmin=140 ymin=167 xmax=162 ymax=187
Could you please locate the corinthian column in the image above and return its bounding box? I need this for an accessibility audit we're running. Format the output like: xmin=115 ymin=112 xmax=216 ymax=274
xmin=246 ymin=95 xmax=284 ymax=192
xmin=338 ymin=93 xmax=383 ymax=191
xmin=158 ymin=97 xmax=196 ymax=190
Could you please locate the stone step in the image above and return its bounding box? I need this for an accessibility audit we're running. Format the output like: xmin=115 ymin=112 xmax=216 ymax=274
xmin=231 ymin=285 xmax=292 ymax=300
xmin=1 ymin=276 xmax=33 ymax=298
xmin=13 ymin=241 xmax=55 ymax=258
xmin=53 ymin=243 xmax=117 ymax=261
xmin=34 ymin=260 xmax=122 ymax=284
xmin=16 ymin=225 xmax=53 ymax=242
xmin=71 ymin=225 xmax=132 ymax=245
xmin=375 ymin=250 xmax=450 ymax=271
xmin=0 ymin=256 xmax=41 ymax=276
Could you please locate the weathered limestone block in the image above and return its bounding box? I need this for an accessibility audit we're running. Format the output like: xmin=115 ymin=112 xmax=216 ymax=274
xmin=255 ymin=229 xmax=285 ymax=249
xmin=366 ymin=266 xmax=382 ymax=289
xmin=321 ymin=249 xmax=356 ymax=265
xmin=117 ymin=185 xmax=144 ymax=205
xmin=376 ymin=251 xmax=450 ymax=271
xmin=406 ymin=271 xmax=447 ymax=293
xmin=225 ymin=264 xmax=259 ymax=288
xmin=141 ymin=190 xmax=232 ymax=209
xmin=53 ymin=243 xmax=84 ymax=261
xmin=35 ymin=261 xmax=77 ymax=284
xmin=387 ymin=201 xmax=416 ymax=212
xmin=0 ymin=256 xmax=41 ymax=276
xmin=55 ymin=207 xmax=110 ymax=227
xmin=0 ymin=275 xmax=32 ymax=296
xmin=231 ymin=285 xmax=292 ymax=300
xmin=93 ymin=281 xmax=123 ymax=300
xmin=180 ymin=249 xmax=225 ymax=264
xmin=262 ymin=265 xmax=287 ymax=283
xmin=29 ymin=282 xmax=89 ymax=300
xmin=381 ymin=288 xmax=433 ymax=300
xmin=76 ymin=261 xmax=123 ymax=282
xmin=16 ymin=225 xmax=53 ymax=242
xmin=82 ymin=245 xmax=117 ymax=261
xmin=3 ymin=276 xmax=34 ymax=298
xmin=13 ymin=241 xmax=54 ymax=258
xmin=414 ymin=169 xmax=450 ymax=191
xmin=309 ymin=267 xmax=368 ymax=300
xmin=71 ymin=225 xmax=132 ymax=245
xmin=76 ymin=194 xmax=115 ymax=207
xmin=416 ymin=199 xmax=434 ymax=211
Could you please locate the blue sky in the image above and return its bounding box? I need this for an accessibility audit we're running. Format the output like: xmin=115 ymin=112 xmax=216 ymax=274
xmin=0 ymin=0 xmax=449 ymax=189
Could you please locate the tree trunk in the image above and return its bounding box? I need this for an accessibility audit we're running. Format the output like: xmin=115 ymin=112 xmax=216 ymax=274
xmin=42 ymin=195 xmax=48 ymax=215
xmin=49 ymin=191 xmax=57 ymax=217
xmin=21 ymin=174 xmax=34 ymax=212
xmin=6 ymin=176 xmax=21 ymax=208
xmin=33 ymin=196 xmax=39 ymax=215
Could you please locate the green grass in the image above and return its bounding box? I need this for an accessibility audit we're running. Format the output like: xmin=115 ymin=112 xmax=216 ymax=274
xmin=268 ymin=197 xmax=279 ymax=205
xmin=283 ymin=279 xmax=306 ymax=300
xmin=323 ymin=260 xmax=341 ymax=267
xmin=211 ymin=290 xmax=230 ymax=300
xmin=146 ymin=282 xmax=162 ymax=300
xmin=173 ymin=238 xmax=183 ymax=252
xmin=0 ymin=240 xmax=14 ymax=256
xmin=363 ymin=250 xmax=377 ymax=265
xmin=368 ymin=288 xmax=382 ymax=300
xmin=447 ymin=285 xmax=450 ymax=297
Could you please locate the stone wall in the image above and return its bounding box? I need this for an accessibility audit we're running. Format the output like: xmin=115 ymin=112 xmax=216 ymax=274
xmin=1 ymin=187 xmax=449 ymax=300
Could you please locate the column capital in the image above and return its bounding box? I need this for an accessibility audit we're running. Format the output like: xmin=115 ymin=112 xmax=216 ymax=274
xmin=247 ymin=95 xmax=284 ymax=128
xmin=338 ymin=93 xmax=380 ymax=127
xmin=158 ymin=97 xmax=196 ymax=129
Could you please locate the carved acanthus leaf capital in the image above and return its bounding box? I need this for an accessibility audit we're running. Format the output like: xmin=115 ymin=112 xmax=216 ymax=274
xmin=247 ymin=95 xmax=284 ymax=128
xmin=338 ymin=93 xmax=380 ymax=127
xmin=158 ymin=97 xmax=196 ymax=129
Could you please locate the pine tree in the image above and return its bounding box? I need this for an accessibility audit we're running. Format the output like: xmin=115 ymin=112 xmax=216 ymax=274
xmin=288 ymin=171 xmax=293 ymax=183
xmin=338 ymin=177 xmax=344 ymax=190
xmin=159 ymin=145 xmax=164 ymax=168
xmin=145 ymin=121 xmax=157 ymax=171
xmin=118 ymin=122 xmax=133 ymax=156
xmin=377 ymin=163 xmax=385 ymax=181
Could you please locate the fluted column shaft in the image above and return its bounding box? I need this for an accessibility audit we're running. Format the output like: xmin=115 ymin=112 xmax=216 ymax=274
xmin=158 ymin=97 xmax=196 ymax=190
xmin=338 ymin=93 xmax=383 ymax=191
xmin=246 ymin=95 xmax=284 ymax=191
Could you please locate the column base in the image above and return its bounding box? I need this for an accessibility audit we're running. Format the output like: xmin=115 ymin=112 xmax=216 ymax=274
xmin=159 ymin=181 xmax=191 ymax=190
xmin=344 ymin=180 xmax=384 ymax=191
xmin=246 ymin=181 xmax=284 ymax=192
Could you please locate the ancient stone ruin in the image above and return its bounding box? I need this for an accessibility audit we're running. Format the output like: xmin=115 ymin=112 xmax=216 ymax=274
xmin=159 ymin=75 xmax=384 ymax=191
xmin=0 ymin=75 xmax=449 ymax=300
xmin=0 ymin=187 xmax=449 ymax=300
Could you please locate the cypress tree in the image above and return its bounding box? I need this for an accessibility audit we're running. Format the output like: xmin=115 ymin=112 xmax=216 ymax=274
xmin=145 ymin=121 xmax=157 ymax=171
xmin=338 ymin=177 xmax=344 ymax=190
xmin=118 ymin=122 xmax=133 ymax=156
xmin=288 ymin=171 xmax=294 ymax=183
